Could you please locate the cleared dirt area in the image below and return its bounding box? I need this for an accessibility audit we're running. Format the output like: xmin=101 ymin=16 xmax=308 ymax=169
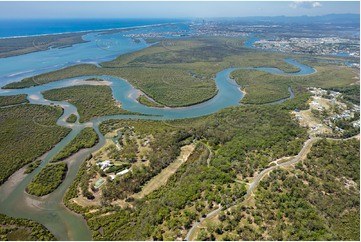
xmin=111 ymin=199 xmax=133 ymax=209
xmin=292 ymin=96 xmax=334 ymax=136
xmin=90 ymin=139 xmax=114 ymax=163
xmin=72 ymin=193 xmax=101 ymax=207
xmin=133 ymin=144 xmax=195 ymax=199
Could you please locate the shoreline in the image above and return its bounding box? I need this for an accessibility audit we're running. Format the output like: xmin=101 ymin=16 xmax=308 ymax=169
xmin=0 ymin=21 xmax=187 ymax=40
xmin=0 ymin=21 xmax=187 ymax=59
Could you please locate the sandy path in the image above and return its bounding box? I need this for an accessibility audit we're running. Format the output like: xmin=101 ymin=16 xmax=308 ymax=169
xmin=133 ymin=144 xmax=195 ymax=199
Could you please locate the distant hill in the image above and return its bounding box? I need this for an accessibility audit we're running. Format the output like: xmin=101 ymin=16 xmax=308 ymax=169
xmin=206 ymin=14 xmax=360 ymax=27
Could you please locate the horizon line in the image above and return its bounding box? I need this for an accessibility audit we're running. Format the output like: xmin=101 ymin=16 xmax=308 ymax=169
xmin=0 ymin=13 xmax=360 ymax=20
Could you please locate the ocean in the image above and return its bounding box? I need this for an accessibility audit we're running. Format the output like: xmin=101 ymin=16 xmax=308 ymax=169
xmin=0 ymin=18 xmax=186 ymax=38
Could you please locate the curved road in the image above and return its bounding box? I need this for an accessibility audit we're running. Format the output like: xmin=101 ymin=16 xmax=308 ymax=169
xmin=0 ymin=58 xmax=318 ymax=240
xmin=185 ymin=135 xmax=359 ymax=240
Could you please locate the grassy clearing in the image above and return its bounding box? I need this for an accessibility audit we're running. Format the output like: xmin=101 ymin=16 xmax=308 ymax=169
xmin=133 ymin=144 xmax=195 ymax=199
xmin=51 ymin=127 xmax=98 ymax=162
xmin=88 ymin=143 xmax=244 ymax=240
xmin=26 ymin=162 xmax=68 ymax=196
xmin=0 ymin=104 xmax=70 ymax=184
xmin=43 ymin=85 xmax=137 ymax=122
xmin=0 ymin=94 xmax=28 ymax=107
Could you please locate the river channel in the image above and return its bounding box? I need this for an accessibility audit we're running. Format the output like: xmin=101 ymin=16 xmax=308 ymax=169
xmin=0 ymin=32 xmax=316 ymax=240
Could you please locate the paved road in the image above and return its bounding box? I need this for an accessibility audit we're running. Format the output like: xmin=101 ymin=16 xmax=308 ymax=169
xmin=246 ymin=137 xmax=319 ymax=196
xmin=185 ymin=206 xmax=222 ymax=241
xmin=185 ymin=135 xmax=359 ymax=240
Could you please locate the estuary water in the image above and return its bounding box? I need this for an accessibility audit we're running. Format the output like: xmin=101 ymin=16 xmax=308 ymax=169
xmin=0 ymin=23 xmax=190 ymax=86
xmin=0 ymin=24 xmax=316 ymax=240
xmin=0 ymin=19 xmax=187 ymax=38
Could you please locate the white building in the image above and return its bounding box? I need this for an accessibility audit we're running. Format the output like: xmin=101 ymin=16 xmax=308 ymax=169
xmin=96 ymin=160 xmax=113 ymax=170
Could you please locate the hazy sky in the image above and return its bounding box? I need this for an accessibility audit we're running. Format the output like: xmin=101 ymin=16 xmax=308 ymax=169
xmin=0 ymin=1 xmax=359 ymax=19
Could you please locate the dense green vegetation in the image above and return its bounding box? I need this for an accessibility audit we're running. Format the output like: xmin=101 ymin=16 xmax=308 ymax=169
xmin=113 ymin=67 xmax=218 ymax=107
xmin=104 ymin=163 xmax=131 ymax=174
xmin=0 ymin=94 xmax=28 ymax=107
xmin=232 ymin=69 xmax=292 ymax=104
xmin=43 ymin=85 xmax=137 ymax=122
xmin=194 ymin=106 xmax=308 ymax=179
xmin=52 ymin=127 xmax=98 ymax=162
xmin=137 ymin=94 xmax=164 ymax=107
xmin=26 ymin=162 xmax=68 ymax=196
xmin=200 ymin=139 xmax=359 ymax=240
xmin=1 ymin=37 xmax=356 ymax=240
xmin=3 ymin=64 xmax=99 ymax=89
xmin=64 ymin=159 xmax=96 ymax=215
xmin=6 ymin=38 xmax=357 ymax=106
xmin=89 ymin=143 xmax=247 ymax=240
xmin=0 ymin=214 xmax=55 ymax=241
xmin=328 ymin=85 xmax=360 ymax=105
xmin=85 ymin=77 xmax=104 ymax=82
xmin=231 ymin=62 xmax=358 ymax=104
xmin=0 ymin=24 xmax=158 ymax=58
xmin=98 ymin=94 xmax=309 ymax=187
xmin=0 ymin=104 xmax=70 ymax=184
xmin=24 ymin=159 xmax=42 ymax=174
xmin=4 ymin=38 xmax=308 ymax=106
xmin=61 ymin=95 xmax=311 ymax=240
xmin=333 ymin=114 xmax=360 ymax=138
xmin=99 ymin=124 xmax=190 ymax=201
xmin=43 ymin=41 xmax=359 ymax=239
xmin=66 ymin=114 xmax=77 ymax=123
xmin=0 ymin=32 xmax=87 ymax=58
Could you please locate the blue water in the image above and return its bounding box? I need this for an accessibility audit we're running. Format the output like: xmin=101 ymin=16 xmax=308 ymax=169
xmin=0 ymin=32 xmax=149 ymax=85
xmin=0 ymin=21 xmax=317 ymax=240
xmin=0 ymin=55 xmax=316 ymax=240
xmin=244 ymin=37 xmax=262 ymax=48
xmin=0 ymin=19 xmax=187 ymax=38
xmin=0 ymin=58 xmax=315 ymax=120
xmin=255 ymin=58 xmax=316 ymax=75
xmin=0 ymin=23 xmax=192 ymax=87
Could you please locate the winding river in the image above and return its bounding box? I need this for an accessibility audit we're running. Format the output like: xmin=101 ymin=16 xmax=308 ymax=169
xmin=0 ymin=38 xmax=316 ymax=240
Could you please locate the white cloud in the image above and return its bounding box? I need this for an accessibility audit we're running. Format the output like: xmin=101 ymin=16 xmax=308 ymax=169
xmin=311 ymin=2 xmax=322 ymax=8
xmin=290 ymin=1 xmax=322 ymax=9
